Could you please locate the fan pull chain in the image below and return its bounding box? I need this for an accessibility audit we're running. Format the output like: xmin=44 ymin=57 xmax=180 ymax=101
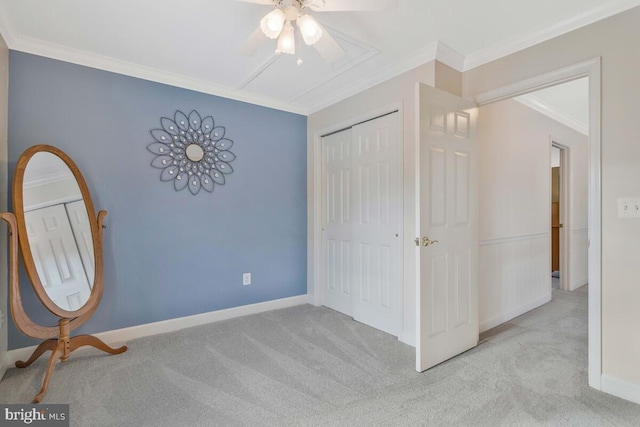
xmin=297 ymin=28 xmax=303 ymax=66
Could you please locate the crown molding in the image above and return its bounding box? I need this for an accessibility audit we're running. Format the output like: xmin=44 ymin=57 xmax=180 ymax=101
xmin=435 ymin=42 xmax=465 ymax=72
xmin=4 ymin=33 xmax=307 ymax=116
xmin=305 ymin=41 xmax=439 ymax=113
xmin=515 ymin=94 xmax=588 ymax=135
xmin=463 ymin=0 xmax=640 ymax=71
xmin=0 ymin=1 xmax=17 ymax=47
xmin=1 ymin=0 xmax=636 ymax=115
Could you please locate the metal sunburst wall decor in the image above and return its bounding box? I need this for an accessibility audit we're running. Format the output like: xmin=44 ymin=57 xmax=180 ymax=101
xmin=147 ymin=110 xmax=236 ymax=195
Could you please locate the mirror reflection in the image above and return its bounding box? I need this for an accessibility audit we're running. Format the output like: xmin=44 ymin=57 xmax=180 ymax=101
xmin=22 ymin=152 xmax=94 ymax=311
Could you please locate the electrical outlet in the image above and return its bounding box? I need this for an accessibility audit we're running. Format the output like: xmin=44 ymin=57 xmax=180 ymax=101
xmin=243 ymin=273 xmax=251 ymax=286
xmin=618 ymin=198 xmax=640 ymax=218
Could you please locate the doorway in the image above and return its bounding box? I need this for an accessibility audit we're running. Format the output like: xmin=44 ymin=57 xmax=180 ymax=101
xmin=551 ymin=142 xmax=575 ymax=292
xmin=475 ymin=58 xmax=600 ymax=388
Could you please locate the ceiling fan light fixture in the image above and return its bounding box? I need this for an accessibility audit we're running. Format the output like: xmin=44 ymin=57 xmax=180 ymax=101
xmin=297 ymin=14 xmax=323 ymax=45
xmin=275 ymin=20 xmax=296 ymax=55
xmin=260 ymin=8 xmax=286 ymax=39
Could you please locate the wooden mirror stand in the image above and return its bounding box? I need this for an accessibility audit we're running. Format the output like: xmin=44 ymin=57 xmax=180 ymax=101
xmin=1 ymin=145 xmax=127 ymax=403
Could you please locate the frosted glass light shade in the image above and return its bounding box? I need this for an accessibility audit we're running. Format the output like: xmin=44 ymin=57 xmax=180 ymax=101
xmin=260 ymin=9 xmax=286 ymax=39
xmin=275 ymin=21 xmax=295 ymax=55
xmin=297 ymin=14 xmax=323 ymax=45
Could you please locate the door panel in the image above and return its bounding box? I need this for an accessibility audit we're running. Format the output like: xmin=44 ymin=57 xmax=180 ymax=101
xmin=322 ymin=129 xmax=354 ymax=316
xmin=417 ymin=84 xmax=478 ymax=372
xmin=24 ymin=204 xmax=91 ymax=311
xmin=321 ymin=112 xmax=402 ymax=336
xmin=351 ymin=114 xmax=401 ymax=335
xmin=66 ymin=200 xmax=95 ymax=285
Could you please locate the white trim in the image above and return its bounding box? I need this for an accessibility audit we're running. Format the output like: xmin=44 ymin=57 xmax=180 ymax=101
xmin=3 ymin=295 xmax=307 ymax=370
xmin=480 ymin=293 xmax=552 ymax=333
xmin=304 ymin=42 xmax=467 ymax=114
xmin=516 ymin=95 xmax=589 ymax=136
xmin=436 ymin=42 xmax=466 ymax=72
xmin=305 ymin=43 xmax=439 ymax=114
xmin=474 ymin=58 xmax=602 ymax=390
xmin=601 ymin=375 xmax=640 ymax=405
xmin=0 ymin=0 xmax=635 ymax=114
xmin=480 ymin=232 xmax=549 ymax=246
xmin=551 ymin=139 xmax=572 ymax=292
xmin=6 ymin=35 xmax=307 ymax=115
xmin=463 ymin=0 xmax=640 ymax=71
xmin=475 ymin=60 xmax=596 ymax=106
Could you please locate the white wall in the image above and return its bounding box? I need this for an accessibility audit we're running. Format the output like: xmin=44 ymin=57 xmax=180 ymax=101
xmin=308 ymin=61 xmax=440 ymax=346
xmin=477 ymin=98 xmax=588 ymax=332
xmin=0 ymin=33 xmax=8 ymax=378
xmin=464 ymin=5 xmax=640 ymax=393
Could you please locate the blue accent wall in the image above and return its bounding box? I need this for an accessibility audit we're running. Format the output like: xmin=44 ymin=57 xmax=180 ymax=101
xmin=7 ymin=51 xmax=307 ymax=349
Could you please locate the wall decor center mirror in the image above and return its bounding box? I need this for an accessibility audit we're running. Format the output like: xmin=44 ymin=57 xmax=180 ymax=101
xmin=0 ymin=144 xmax=127 ymax=403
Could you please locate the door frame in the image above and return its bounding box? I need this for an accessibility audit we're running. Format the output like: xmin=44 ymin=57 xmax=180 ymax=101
xmin=308 ymin=102 xmax=404 ymax=307
xmin=551 ymin=140 xmax=571 ymax=292
xmin=475 ymin=57 xmax=602 ymax=390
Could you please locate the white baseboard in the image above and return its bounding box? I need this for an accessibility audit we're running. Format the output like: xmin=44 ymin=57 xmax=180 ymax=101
xmin=601 ymin=374 xmax=640 ymax=405
xmin=4 ymin=295 xmax=308 ymax=369
xmin=479 ymin=294 xmax=552 ymax=333
xmin=570 ymin=279 xmax=589 ymax=292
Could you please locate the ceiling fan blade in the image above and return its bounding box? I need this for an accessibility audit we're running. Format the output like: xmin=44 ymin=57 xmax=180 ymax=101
xmin=307 ymin=0 xmax=397 ymax=12
xmin=236 ymin=0 xmax=276 ymax=5
xmin=313 ymin=28 xmax=346 ymax=63
xmin=236 ymin=26 xmax=269 ymax=56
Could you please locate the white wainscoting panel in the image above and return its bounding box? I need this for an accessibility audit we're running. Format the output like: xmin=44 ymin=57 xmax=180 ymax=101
xmin=479 ymin=232 xmax=552 ymax=333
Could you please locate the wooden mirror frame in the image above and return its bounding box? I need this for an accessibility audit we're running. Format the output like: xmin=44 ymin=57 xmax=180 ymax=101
xmin=1 ymin=144 xmax=126 ymax=403
xmin=13 ymin=144 xmax=104 ymax=321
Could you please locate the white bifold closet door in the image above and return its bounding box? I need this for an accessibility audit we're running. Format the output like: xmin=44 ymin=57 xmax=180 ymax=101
xmin=66 ymin=200 xmax=95 ymax=284
xmin=322 ymin=112 xmax=402 ymax=336
xmin=24 ymin=203 xmax=92 ymax=311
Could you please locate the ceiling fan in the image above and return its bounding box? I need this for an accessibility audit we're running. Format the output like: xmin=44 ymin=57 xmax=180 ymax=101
xmin=237 ymin=0 xmax=396 ymax=64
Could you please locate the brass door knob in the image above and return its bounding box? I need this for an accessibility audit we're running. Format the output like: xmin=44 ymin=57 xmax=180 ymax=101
xmin=422 ymin=236 xmax=439 ymax=247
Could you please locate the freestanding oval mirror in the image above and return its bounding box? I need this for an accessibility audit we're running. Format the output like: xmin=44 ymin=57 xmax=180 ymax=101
xmin=20 ymin=150 xmax=95 ymax=314
xmin=0 ymin=144 xmax=126 ymax=403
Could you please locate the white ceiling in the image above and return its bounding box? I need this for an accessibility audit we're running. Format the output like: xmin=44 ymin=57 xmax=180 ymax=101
xmin=516 ymin=77 xmax=589 ymax=135
xmin=0 ymin=0 xmax=637 ymax=115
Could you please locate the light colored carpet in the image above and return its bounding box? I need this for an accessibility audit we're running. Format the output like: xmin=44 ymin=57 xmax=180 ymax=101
xmin=1 ymin=286 xmax=639 ymax=426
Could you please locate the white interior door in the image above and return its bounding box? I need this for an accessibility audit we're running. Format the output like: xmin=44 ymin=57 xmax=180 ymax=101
xmin=350 ymin=114 xmax=402 ymax=335
xmin=25 ymin=204 xmax=92 ymax=311
xmin=66 ymin=200 xmax=95 ymax=285
xmin=321 ymin=112 xmax=402 ymax=336
xmin=416 ymin=84 xmax=479 ymax=371
xmin=322 ymin=128 xmax=354 ymax=316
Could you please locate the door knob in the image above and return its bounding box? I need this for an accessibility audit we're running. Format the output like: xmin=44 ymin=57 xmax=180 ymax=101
xmin=421 ymin=236 xmax=439 ymax=247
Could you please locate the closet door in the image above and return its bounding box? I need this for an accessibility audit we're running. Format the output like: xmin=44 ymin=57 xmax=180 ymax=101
xmin=66 ymin=200 xmax=95 ymax=285
xmin=350 ymin=113 xmax=402 ymax=336
xmin=322 ymin=128 xmax=354 ymax=316
xmin=24 ymin=204 xmax=91 ymax=311
xmin=321 ymin=112 xmax=402 ymax=336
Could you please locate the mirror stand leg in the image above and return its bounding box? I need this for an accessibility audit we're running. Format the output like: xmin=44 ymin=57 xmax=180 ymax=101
xmin=15 ymin=338 xmax=58 ymax=368
xmin=69 ymin=334 xmax=127 ymax=355
xmin=32 ymin=341 xmax=65 ymax=404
